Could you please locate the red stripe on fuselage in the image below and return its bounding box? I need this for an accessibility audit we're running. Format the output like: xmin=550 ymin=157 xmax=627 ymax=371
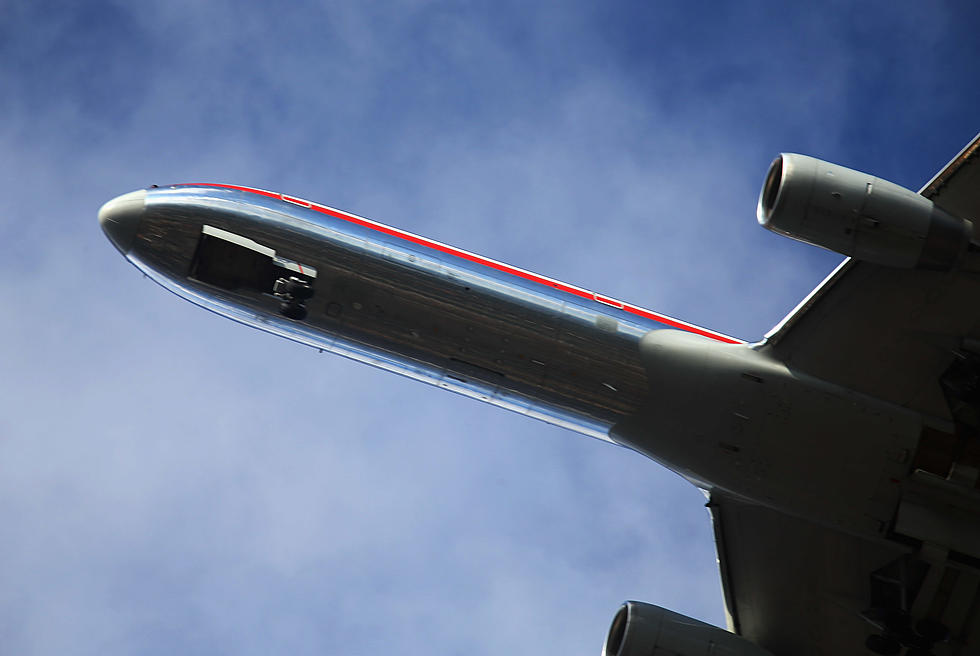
xmin=172 ymin=183 xmax=744 ymax=344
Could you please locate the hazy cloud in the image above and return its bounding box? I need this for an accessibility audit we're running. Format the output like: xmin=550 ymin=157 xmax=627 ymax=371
xmin=1 ymin=1 xmax=978 ymax=654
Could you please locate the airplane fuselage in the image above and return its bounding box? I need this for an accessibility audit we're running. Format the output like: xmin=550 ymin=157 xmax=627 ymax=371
xmin=103 ymin=184 xmax=740 ymax=440
xmin=100 ymin=183 xmax=920 ymax=542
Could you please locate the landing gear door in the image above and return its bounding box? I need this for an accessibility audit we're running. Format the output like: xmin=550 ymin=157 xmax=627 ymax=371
xmin=190 ymin=225 xmax=317 ymax=320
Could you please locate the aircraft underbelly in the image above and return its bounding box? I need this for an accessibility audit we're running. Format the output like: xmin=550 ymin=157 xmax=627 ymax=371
xmin=612 ymin=330 xmax=922 ymax=540
xmin=130 ymin=191 xmax=653 ymax=437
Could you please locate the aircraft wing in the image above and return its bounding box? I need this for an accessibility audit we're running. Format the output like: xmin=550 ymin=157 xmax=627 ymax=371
xmin=711 ymin=489 xmax=980 ymax=656
xmin=711 ymin=134 xmax=980 ymax=655
xmin=762 ymin=133 xmax=980 ymax=421
xmin=709 ymin=492 xmax=911 ymax=656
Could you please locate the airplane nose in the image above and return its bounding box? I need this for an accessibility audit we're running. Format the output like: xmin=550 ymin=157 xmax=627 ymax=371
xmin=98 ymin=189 xmax=146 ymax=254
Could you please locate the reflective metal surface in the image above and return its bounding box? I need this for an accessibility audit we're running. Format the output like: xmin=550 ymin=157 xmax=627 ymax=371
xmin=98 ymin=189 xmax=146 ymax=254
xmin=113 ymin=184 xmax=739 ymax=441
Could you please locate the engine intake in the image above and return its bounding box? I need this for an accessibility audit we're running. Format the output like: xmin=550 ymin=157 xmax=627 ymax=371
xmin=758 ymin=154 xmax=973 ymax=269
xmin=602 ymin=601 xmax=773 ymax=656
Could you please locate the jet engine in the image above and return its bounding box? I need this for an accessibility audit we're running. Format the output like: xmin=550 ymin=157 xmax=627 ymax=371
xmin=602 ymin=602 xmax=773 ymax=656
xmin=757 ymin=153 xmax=973 ymax=269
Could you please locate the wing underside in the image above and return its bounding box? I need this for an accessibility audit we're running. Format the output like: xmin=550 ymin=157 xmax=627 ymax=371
xmin=710 ymin=493 xmax=980 ymax=656
xmin=713 ymin=134 xmax=980 ymax=655
xmin=763 ymin=134 xmax=980 ymax=421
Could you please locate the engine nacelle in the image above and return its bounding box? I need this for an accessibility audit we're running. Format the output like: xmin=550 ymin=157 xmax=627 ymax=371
xmin=757 ymin=153 xmax=973 ymax=269
xmin=602 ymin=602 xmax=773 ymax=656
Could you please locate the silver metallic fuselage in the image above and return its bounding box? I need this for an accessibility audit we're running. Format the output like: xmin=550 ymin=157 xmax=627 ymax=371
xmin=101 ymin=184 xmax=926 ymax=543
xmin=103 ymin=184 xmax=740 ymax=442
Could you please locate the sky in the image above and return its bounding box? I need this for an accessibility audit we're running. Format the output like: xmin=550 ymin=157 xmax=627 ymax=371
xmin=2 ymin=1 xmax=979 ymax=654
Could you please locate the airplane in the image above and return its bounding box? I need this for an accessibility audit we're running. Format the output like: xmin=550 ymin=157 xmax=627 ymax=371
xmin=99 ymin=133 xmax=980 ymax=656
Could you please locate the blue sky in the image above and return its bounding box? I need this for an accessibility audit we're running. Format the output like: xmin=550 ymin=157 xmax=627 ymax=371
xmin=2 ymin=1 xmax=979 ymax=654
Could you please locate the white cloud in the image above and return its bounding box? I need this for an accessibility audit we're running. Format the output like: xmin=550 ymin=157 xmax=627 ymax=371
xmin=0 ymin=1 xmax=977 ymax=654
